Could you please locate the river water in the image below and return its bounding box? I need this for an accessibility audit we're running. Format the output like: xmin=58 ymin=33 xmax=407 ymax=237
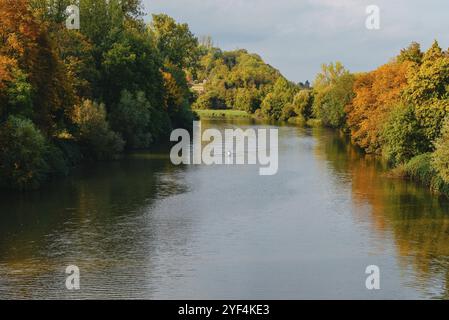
xmin=1 ymin=119 xmax=449 ymax=299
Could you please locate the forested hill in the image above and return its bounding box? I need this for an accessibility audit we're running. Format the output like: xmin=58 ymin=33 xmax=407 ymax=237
xmin=191 ymin=47 xmax=310 ymax=118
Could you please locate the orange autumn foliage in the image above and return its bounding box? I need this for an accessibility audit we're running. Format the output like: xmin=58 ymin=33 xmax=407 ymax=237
xmin=0 ymin=56 xmax=16 ymax=90
xmin=0 ymin=0 xmax=42 ymax=61
xmin=0 ymin=0 xmax=74 ymax=133
xmin=346 ymin=62 xmax=410 ymax=153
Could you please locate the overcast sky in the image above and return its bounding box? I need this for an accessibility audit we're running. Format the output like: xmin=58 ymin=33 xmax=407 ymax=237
xmin=142 ymin=0 xmax=449 ymax=83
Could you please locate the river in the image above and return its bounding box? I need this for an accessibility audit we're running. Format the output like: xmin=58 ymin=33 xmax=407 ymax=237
xmin=1 ymin=118 xmax=449 ymax=299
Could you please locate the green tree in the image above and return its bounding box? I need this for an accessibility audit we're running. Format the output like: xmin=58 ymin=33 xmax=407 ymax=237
xmin=110 ymin=90 xmax=155 ymax=149
xmin=313 ymin=63 xmax=354 ymax=128
xmin=280 ymin=103 xmax=297 ymax=121
xmin=3 ymin=69 xmax=33 ymax=119
xmin=261 ymin=77 xmax=297 ymax=120
xmin=150 ymin=14 xmax=200 ymax=71
xmin=194 ymin=48 xmax=281 ymax=113
xmin=101 ymin=25 xmax=164 ymax=108
xmin=72 ymin=100 xmax=124 ymax=160
xmin=397 ymin=42 xmax=423 ymax=65
xmin=0 ymin=116 xmax=49 ymax=190
xmin=405 ymin=40 xmax=449 ymax=143
xmin=193 ymin=90 xmax=227 ymax=110
xmin=30 ymin=0 xmax=72 ymax=25
xmin=162 ymin=64 xmax=194 ymax=128
xmin=382 ymin=104 xmax=429 ymax=165
xmin=292 ymin=90 xmax=314 ymax=120
xmin=235 ymin=88 xmax=261 ymax=113
xmin=432 ymin=117 xmax=449 ymax=183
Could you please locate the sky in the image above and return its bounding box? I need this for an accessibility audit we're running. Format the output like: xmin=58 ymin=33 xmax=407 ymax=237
xmin=143 ymin=0 xmax=449 ymax=83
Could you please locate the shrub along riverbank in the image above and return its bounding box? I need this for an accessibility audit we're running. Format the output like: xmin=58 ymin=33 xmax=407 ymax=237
xmin=195 ymin=109 xmax=252 ymax=119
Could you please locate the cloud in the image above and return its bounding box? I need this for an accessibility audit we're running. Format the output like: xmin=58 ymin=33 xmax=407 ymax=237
xmin=143 ymin=0 xmax=449 ymax=82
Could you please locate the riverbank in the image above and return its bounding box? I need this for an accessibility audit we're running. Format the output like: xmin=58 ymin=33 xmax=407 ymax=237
xmin=195 ymin=109 xmax=324 ymax=127
xmin=195 ymin=109 xmax=252 ymax=119
xmin=197 ymin=109 xmax=449 ymax=198
xmin=288 ymin=114 xmax=449 ymax=199
xmin=389 ymin=153 xmax=449 ymax=198
xmin=2 ymin=118 xmax=449 ymax=299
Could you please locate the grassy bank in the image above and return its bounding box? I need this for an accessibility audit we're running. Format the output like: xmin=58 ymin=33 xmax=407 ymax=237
xmin=195 ymin=109 xmax=252 ymax=119
xmin=390 ymin=153 xmax=449 ymax=197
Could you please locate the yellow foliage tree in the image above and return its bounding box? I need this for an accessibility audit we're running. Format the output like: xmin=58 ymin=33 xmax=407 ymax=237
xmin=0 ymin=0 xmax=74 ymax=133
xmin=346 ymin=62 xmax=410 ymax=153
xmin=404 ymin=40 xmax=449 ymax=143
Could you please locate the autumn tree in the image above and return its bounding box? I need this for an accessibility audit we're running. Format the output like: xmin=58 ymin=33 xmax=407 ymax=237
xmin=0 ymin=0 xmax=200 ymax=190
xmin=52 ymin=28 xmax=98 ymax=99
xmin=150 ymin=14 xmax=200 ymax=71
xmin=30 ymin=0 xmax=72 ymax=25
xmin=405 ymin=40 xmax=449 ymax=144
xmin=162 ymin=63 xmax=195 ymax=127
xmin=0 ymin=0 xmax=75 ymax=133
xmin=0 ymin=56 xmax=19 ymax=118
xmin=397 ymin=42 xmax=423 ymax=65
xmin=346 ymin=62 xmax=410 ymax=153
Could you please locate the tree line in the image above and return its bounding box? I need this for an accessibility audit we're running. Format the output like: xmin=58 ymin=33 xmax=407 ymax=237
xmin=308 ymin=42 xmax=449 ymax=197
xmin=2 ymin=1 xmax=449 ymax=196
xmin=191 ymin=46 xmax=311 ymax=121
xmin=0 ymin=0 xmax=197 ymax=190
xmin=194 ymin=40 xmax=449 ymax=196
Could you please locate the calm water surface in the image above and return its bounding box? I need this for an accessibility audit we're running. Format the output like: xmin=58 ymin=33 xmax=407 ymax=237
xmin=1 ymin=119 xmax=449 ymax=299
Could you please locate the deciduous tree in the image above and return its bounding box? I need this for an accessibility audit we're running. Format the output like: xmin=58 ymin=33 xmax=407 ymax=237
xmin=346 ymin=62 xmax=410 ymax=153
